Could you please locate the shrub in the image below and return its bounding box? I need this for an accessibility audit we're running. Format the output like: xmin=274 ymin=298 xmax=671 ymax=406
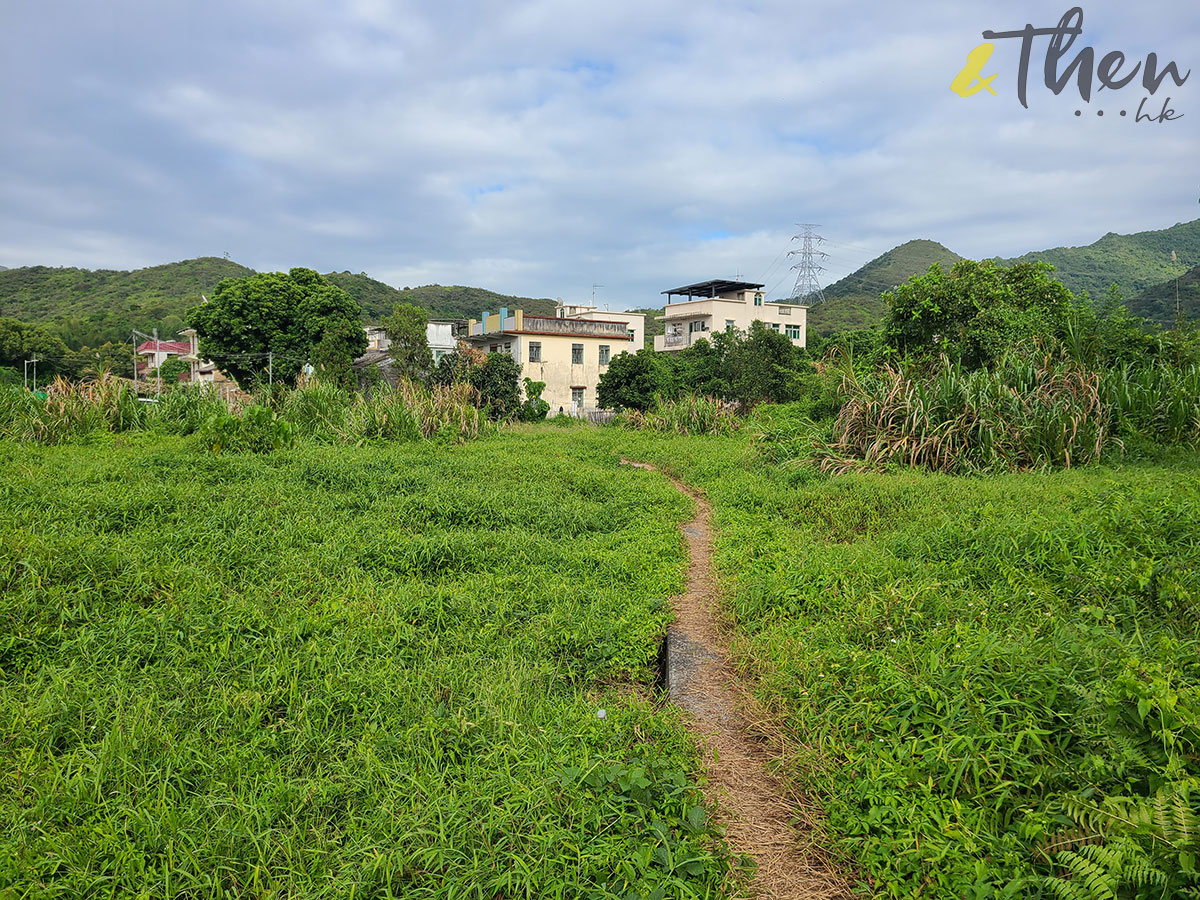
xmin=814 ymin=352 xmax=1112 ymax=473
xmin=198 ymin=405 xmax=296 ymax=453
xmin=617 ymin=395 xmax=741 ymax=436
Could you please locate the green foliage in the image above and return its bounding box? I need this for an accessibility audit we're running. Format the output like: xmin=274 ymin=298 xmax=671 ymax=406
xmin=198 ymin=404 xmax=296 ymax=453
xmin=814 ymin=352 xmax=1112 ymax=473
xmin=434 ymin=347 xmax=522 ymax=421
xmin=883 ymin=260 xmax=1076 ymax=368
xmin=520 ymin=377 xmax=550 ymax=422
xmin=0 ymin=435 xmax=729 ymax=898
xmin=149 ymin=356 xmax=190 ymax=384
xmin=598 ymin=348 xmax=674 ymax=411
xmin=309 ymin=319 xmax=364 ymax=390
xmin=617 ymin=395 xmax=741 ymax=435
xmin=323 ymin=274 xmax=557 ymax=321
xmin=606 ymin=430 xmax=1200 ymax=898
xmin=187 ymin=268 xmax=367 ymax=388
xmin=997 ymin=217 xmax=1200 ymax=310
xmin=1129 ymin=263 xmax=1200 ymax=327
xmin=383 ymin=303 xmax=432 ymax=380
xmin=812 ymin=239 xmax=965 ymax=336
xmin=0 ymin=257 xmax=254 ymax=348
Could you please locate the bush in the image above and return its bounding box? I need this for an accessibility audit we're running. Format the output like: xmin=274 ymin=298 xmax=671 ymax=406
xmin=198 ymin=405 xmax=296 ymax=453
xmin=617 ymin=395 xmax=741 ymax=436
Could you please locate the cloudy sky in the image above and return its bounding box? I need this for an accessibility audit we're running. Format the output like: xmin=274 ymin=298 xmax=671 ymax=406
xmin=2 ymin=0 xmax=1197 ymax=307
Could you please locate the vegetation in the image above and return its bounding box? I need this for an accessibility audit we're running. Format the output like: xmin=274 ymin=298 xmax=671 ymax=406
xmin=431 ymin=346 xmax=522 ymax=421
xmin=599 ymin=324 xmax=806 ymax=413
xmin=382 ymin=303 xmax=433 ymax=381
xmin=188 ymin=268 xmax=367 ymax=388
xmin=323 ymin=274 xmax=557 ymax=322
xmin=1129 ymin=263 xmax=1200 ymax=326
xmin=0 ymin=257 xmax=254 ymax=348
xmin=0 ymin=432 xmax=731 ymax=898
xmin=997 ymin=218 xmax=1200 ymax=311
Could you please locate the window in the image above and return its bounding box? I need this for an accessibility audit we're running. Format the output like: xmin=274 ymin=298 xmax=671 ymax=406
xmin=571 ymin=343 xmax=583 ymax=364
xmin=754 ymin=292 xmax=763 ymax=306
xmin=489 ymin=344 xmax=499 ymax=352
xmin=571 ymin=387 xmax=584 ymax=406
xmin=528 ymin=341 xmax=541 ymax=363
xmin=627 ymin=329 xmax=635 ymax=340
xmin=504 ymin=342 xmax=512 ymax=354
xmin=725 ymin=319 xmax=735 ymax=331
xmin=777 ymin=305 xmax=790 ymax=316
xmin=599 ymin=345 xmax=610 ymax=365
xmin=767 ymin=322 xmax=780 ymax=332
xmin=785 ymin=324 xmax=802 ymax=340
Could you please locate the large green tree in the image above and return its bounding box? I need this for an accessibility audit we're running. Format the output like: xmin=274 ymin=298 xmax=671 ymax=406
xmin=187 ymin=268 xmax=366 ymax=387
xmin=597 ymin=348 xmax=674 ymax=411
xmin=882 ymin=260 xmax=1076 ymax=368
xmin=383 ymin=303 xmax=432 ymax=380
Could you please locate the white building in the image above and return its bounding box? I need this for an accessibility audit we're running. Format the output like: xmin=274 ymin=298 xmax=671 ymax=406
xmin=363 ymin=321 xmax=461 ymax=364
xmin=653 ymin=279 xmax=807 ymax=352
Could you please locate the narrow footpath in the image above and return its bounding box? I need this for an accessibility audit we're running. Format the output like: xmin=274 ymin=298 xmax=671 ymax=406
xmin=623 ymin=460 xmax=847 ymax=900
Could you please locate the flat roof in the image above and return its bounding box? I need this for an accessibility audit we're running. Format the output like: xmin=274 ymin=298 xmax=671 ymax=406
xmin=662 ymin=279 xmax=766 ymax=299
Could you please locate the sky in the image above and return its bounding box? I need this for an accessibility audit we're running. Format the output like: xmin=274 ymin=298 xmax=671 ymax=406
xmin=1 ymin=0 xmax=1197 ymax=308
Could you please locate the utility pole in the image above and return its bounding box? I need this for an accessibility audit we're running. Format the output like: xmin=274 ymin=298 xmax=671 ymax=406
xmin=153 ymin=328 xmax=161 ymax=399
xmin=268 ymin=352 xmax=273 ymax=388
xmin=788 ymin=224 xmax=829 ymax=306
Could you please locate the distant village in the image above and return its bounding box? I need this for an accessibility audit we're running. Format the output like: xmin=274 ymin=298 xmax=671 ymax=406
xmin=141 ymin=279 xmax=808 ymax=415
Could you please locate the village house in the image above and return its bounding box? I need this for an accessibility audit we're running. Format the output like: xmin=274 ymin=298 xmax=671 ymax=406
xmin=653 ymin=279 xmax=807 ymax=352
xmin=362 ymin=320 xmax=461 ymax=365
xmin=463 ymin=302 xmax=645 ymax=415
xmin=134 ymin=338 xmax=191 ymax=375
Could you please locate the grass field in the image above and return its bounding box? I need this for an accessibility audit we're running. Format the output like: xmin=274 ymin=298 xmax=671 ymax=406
xmin=0 ymin=433 xmax=731 ymax=898
xmin=3 ymin=424 xmax=1199 ymax=898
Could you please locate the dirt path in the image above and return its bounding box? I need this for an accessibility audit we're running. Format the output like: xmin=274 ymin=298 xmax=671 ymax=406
xmin=623 ymin=460 xmax=848 ymax=900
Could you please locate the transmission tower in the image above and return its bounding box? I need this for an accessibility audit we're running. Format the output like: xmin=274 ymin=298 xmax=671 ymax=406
xmin=788 ymin=224 xmax=828 ymax=305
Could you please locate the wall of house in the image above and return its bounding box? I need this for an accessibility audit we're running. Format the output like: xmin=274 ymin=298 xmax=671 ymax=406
xmin=656 ymin=297 xmax=807 ymax=351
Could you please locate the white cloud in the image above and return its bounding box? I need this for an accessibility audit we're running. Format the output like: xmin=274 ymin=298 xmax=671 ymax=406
xmin=0 ymin=0 xmax=1197 ymax=306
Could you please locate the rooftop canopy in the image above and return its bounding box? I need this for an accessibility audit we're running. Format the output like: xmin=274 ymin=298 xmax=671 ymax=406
xmin=662 ymin=279 xmax=766 ymax=302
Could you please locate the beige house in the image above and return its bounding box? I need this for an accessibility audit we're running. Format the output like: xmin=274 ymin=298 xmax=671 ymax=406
xmin=464 ymin=302 xmax=645 ymax=415
xmin=653 ymin=280 xmax=807 ymax=352
xmin=178 ymin=328 xmax=238 ymax=399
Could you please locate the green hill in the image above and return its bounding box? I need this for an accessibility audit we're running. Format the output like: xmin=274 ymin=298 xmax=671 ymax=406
xmin=0 ymin=257 xmax=255 ymax=348
xmin=0 ymin=259 xmax=558 ymax=349
xmin=996 ymin=219 xmax=1200 ymax=302
xmin=362 ymin=282 xmax=559 ymax=321
xmin=807 ymin=240 xmax=963 ymax=336
xmin=1128 ymin=264 xmax=1200 ymax=325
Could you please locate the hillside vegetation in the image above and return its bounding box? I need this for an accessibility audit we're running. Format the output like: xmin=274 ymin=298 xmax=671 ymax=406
xmin=0 ymin=257 xmax=254 ymax=348
xmin=0 ymin=260 xmax=557 ymax=350
xmin=997 ymin=218 xmax=1200 ymax=310
xmin=809 ymin=240 xmax=963 ymax=336
xmin=1129 ymin=263 xmax=1200 ymax=326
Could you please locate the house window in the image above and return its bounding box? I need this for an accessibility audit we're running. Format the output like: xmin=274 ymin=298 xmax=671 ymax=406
xmin=571 ymin=387 xmax=584 ymax=407
xmin=504 ymin=341 xmax=512 ymax=354
xmin=767 ymin=323 xmax=780 ymax=332
xmin=785 ymin=324 xmax=802 ymax=340
xmin=599 ymin=345 xmax=610 ymax=365
xmin=489 ymin=344 xmax=499 ymax=352
xmin=627 ymin=329 xmax=635 ymax=340
xmin=529 ymin=341 xmax=541 ymax=363
xmin=571 ymin=343 xmax=583 ymax=364
xmin=754 ymin=292 xmax=763 ymax=306
xmin=725 ymin=319 xmax=735 ymax=331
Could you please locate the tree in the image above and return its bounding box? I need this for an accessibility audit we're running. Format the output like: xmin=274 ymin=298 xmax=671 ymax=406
xmin=187 ymin=268 xmax=366 ymax=387
xmin=883 ymin=260 xmax=1075 ymax=369
xmin=311 ymin=320 xmax=365 ymax=390
xmin=597 ymin=348 xmax=672 ymax=411
xmin=520 ymin=377 xmax=550 ymax=422
xmin=383 ymin=303 xmax=432 ymax=380
xmin=431 ymin=345 xmax=521 ymax=420
xmin=724 ymin=322 xmax=803 ymax=407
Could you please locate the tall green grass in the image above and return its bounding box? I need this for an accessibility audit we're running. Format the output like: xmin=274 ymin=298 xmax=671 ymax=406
xmin=813 ymin=354 xmax=1111 ymax=473
xmin=600 ymin=429 xmax=1200 ymax=899
xmin=617 ymin=395 xmax=741 ymax=436
xmin=0 ymin=436 xmax=731 ymax=898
